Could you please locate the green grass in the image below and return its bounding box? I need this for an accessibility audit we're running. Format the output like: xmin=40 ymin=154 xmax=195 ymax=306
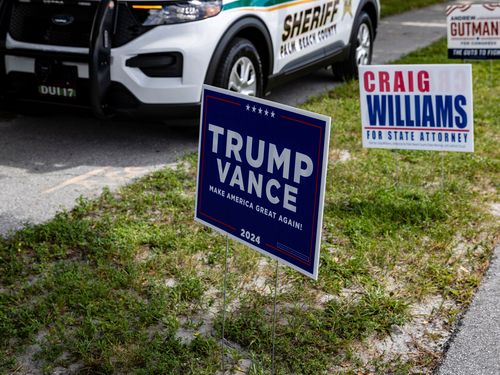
xmin=380 ymin=0 xmax=447 ymax=18
xmin=1 ymin=39 xmax=499 ymax=374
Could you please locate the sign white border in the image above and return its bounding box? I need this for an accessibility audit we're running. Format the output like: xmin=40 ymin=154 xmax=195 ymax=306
xmin=447 ymin=3 xmax=500 ymax=59
xmin=359 ymin=64 xmax=474 ymax=153
xmin=195 ymin=85 xmax=331 ymax=280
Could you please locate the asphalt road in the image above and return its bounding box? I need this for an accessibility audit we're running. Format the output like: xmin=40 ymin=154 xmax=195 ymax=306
xmin=0 ymin=3 xmax=448 ymax=236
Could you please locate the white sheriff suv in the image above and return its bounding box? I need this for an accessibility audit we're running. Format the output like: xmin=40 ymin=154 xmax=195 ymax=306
xmin=0 ymin=0 xmax=379 ymax=120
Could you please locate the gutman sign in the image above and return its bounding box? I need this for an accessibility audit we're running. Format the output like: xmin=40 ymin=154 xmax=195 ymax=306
xmin=195 ymin=86 xmax=331 ymax=279
xmin=359 ymin=65 xmax=474 ymax=152
xmin=447 ymin=3 xmax=500 ymax=59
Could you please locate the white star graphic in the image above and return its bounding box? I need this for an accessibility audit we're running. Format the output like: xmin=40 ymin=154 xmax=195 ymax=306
xmin=246 ymin=104 xmax=250 ymax=111
xmin=258 ymin=107 xmax=263 ymax=114
xmin=271 ymin=111 xmax=275 ymax=118
xmin=252 ymin=106 xmax=256 ymax=112
xmin=264 ymin=109 xmax=269 ymax=116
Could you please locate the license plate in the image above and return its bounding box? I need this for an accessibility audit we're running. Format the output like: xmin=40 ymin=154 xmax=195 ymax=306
xmin=38 ymin=84 xmax=77 ymax=98
xmin=35 ymin=60 xmax=78 ymax=100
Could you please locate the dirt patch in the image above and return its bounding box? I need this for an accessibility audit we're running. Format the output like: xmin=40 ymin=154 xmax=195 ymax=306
xmin=238 ymin=258 xmax=273 ymax=295
xmin=353 ymin=295 xmax=457 ymax=373
xmin=315 ymin=283 xmax=364 ymax=307
xmin=215 ymin=358 xmax=253 ymax=375
xmin=174 ymin=285 xmax=221 ymax=344
xmin=50 ymin=362 xmax=85 ymax=375
xmin=135 ymin=245 xmax=153 ymax=262
xmin=14 ymin=330 xmax=47 ymax=375
xmin=164 ymin=277 xmax=177 ymax=288
xmin=490 ymin=203 xmax=500 ymax=217
xmin=167 ymin=160 xmax=191 ymax=173
xmin=175 ymin=313 xmax=214 ymax=345
xmin=329 ymin=149 xmax=354 ymax=163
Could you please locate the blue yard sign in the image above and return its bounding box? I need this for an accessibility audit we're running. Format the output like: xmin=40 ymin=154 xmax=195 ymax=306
xmin=195 ymin=85 xmax=331 ymax=280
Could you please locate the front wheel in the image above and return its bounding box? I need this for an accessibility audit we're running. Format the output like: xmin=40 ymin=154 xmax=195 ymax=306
xmin=213 ymin=38 xmax=263 ymax=97
xmin=332 ymin=11 xmax=374 ymax=80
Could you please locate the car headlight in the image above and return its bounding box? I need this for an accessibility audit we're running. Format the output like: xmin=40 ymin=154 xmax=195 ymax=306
xmin=130 ymin=0 xmax=222 ymax=25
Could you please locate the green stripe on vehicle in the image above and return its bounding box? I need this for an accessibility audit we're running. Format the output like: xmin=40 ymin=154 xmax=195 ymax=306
xmin=223 ymin=0 xmax=301 ymax=11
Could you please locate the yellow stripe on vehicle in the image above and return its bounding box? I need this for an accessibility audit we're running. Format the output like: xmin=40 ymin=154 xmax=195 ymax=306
xmin=131 ymin=5 xmax=163 ymax=9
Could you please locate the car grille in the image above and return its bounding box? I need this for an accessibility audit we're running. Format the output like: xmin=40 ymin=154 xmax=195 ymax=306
xmin=8 ymin=1 xmax=148 ymax=48
xmin=9 ymin=2 xmax=97 ymax=47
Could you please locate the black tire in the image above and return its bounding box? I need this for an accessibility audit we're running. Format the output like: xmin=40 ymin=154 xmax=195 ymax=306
xmin=213 ymin=38 xmax=264 ymax=97
xmin=332 ymin=11 xmax=374 ymax=81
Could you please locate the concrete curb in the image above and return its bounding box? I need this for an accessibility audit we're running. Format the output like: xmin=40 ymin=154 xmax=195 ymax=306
xmin=437 ymin=244 xmax=500 ymax=374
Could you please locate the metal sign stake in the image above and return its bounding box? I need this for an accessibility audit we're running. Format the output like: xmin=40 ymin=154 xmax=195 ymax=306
xmin=271 ymin=260 xmax=279 ymax=375
xmin=440 ymin=152 xmax=445 ymax=189
xmin=490 ymin=60 xmax=493 ymax=87
xmin=394 ymin=150 xmax=399 ymax=187
xmin=221 ymin=235 xmax=229 ymax=371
